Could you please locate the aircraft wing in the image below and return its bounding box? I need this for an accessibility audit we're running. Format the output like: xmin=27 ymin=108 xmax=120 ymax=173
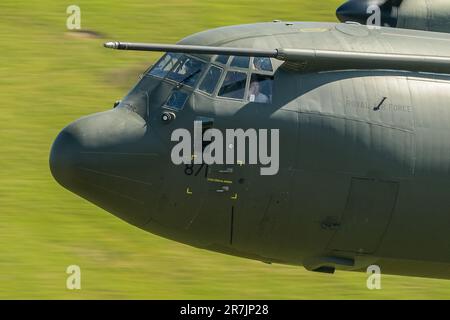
xmin=105 ymin=41 xmax=450 ymax=74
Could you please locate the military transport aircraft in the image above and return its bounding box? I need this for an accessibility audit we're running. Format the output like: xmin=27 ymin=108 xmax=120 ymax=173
xmin=337 ymin=0 xmax=450 ymax=33
xmin=50 ymin=7 xmax=450 ymax=279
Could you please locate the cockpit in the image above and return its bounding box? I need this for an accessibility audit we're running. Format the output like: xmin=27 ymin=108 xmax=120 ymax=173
xmin=143 ymin=52 xmax=276 ymax=111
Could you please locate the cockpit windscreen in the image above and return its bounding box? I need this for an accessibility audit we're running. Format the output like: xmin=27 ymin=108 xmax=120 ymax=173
xmin=148 ymin=53 xmax=182 ymax=78
xmin=166 ymin=56 xmax=207 ymax=87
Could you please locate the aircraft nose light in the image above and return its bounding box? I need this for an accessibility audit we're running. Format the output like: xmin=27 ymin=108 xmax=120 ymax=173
xmin=161 ymin=111 xmax=176 ymax=123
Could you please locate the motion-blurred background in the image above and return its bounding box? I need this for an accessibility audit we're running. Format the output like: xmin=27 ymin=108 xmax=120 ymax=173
xmin=0 ymin=0 xmax=449 ymax=299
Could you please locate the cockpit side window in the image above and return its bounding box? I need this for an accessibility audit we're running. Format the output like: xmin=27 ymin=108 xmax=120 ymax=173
xmin=149 ymin=53 xmax=182 ymax=78
xmin=166 ymin=56 xmax=207 ymax=87
xmin=183 ymin=55 xmax=277 ymax=103
xmin=249 ymin=74 xmax=273 ymax=104
xmin=199 ymin=65 xmax=223 ymax=95
xmin=164 ymin=90 xmax=189 ymax=111
xmin=218 ymin=71 xmax=247 ymax=100
xmin=215 ymin=55 xmax=230 ymax=65
xmin=230 ymin=56 xmax=250 ymax=69
xmin=253 ymin=57 xmax=273 ymax=72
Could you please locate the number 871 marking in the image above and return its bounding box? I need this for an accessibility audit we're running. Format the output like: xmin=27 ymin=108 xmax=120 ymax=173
xmin=184 ymin=164 xmax=209 ymax=178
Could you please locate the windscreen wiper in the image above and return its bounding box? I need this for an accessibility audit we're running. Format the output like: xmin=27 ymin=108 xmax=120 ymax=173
xmin=176 ymin=69 xmax=201 ymax=89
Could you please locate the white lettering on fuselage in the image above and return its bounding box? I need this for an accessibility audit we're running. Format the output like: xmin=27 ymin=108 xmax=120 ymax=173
xmin=171 ymin=121 xmax=280 ymax=176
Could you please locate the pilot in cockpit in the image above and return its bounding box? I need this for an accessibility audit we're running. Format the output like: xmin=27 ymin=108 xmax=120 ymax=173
xmin=249 ymin=76 xmax=269 ymax=103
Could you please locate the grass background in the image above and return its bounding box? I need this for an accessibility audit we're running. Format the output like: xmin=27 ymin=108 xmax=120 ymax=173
xmin=0 ymin=0 xmax=449 ymax=299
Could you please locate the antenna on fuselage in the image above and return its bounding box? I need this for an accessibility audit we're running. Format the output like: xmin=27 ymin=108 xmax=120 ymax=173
xmin=104 ymin=41 xmax=450 ymax=74
xmin=104 ymin=41 xmax=278 ymax=58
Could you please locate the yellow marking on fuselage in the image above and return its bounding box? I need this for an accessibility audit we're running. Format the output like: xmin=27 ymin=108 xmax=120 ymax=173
xmin=207 ymin=178 xmax=233 ymax=184
xmin=299 ymin=28 xmax=329 ymax=33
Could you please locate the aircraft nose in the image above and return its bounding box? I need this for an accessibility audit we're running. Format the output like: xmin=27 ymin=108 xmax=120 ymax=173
xmin=49 ymin=129 xmax=82 ymax=190
xmin=50 ymin=109 xmax=160 ymax=227
xmin=50 ymin=109 xmax=147 ymax=191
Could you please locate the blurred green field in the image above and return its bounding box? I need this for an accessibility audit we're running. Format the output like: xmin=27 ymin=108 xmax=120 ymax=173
xmin=0 ymin=0 xmax=449 ymax=299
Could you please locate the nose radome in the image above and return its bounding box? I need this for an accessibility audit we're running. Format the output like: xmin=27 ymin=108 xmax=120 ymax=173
xmin=50 ymin=109 xmax=148 ymax=192
xmin=49 ymin=129 xmax=82 ymax=190
xmin=50 ymin=108 xmax=155 ymax=227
